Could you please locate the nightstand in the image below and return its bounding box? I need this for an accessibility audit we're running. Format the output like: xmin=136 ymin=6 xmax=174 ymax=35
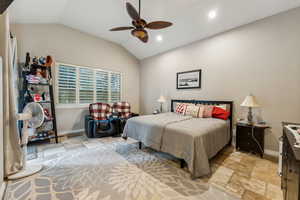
xmin=236 ymin=123 xmax=270 ymax=157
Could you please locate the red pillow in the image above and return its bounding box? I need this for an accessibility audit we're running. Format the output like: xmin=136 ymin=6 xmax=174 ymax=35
xmin=212 ymin=106 xmax=230 ymax=120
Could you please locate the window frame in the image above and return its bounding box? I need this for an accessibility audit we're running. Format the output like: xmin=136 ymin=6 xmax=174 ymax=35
xmin=55 ymin=62 xmax=123 ymax=109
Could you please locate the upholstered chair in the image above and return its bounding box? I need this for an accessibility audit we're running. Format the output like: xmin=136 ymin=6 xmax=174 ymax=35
xmin=112 ymin=102 xmax=139 ymax=133
xmin=85 ymin=103 xmax=120 ymax=138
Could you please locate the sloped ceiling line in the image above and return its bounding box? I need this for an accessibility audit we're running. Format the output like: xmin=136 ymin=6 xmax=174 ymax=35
xmin=9 ymin=0 xmax=300 ymax=59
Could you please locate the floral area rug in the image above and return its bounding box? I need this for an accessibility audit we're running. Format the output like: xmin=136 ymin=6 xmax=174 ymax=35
xmin=4 ymin=137 xmax=239 ymax=200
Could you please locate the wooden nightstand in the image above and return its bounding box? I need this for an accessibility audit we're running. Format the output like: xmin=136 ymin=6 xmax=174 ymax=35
xmin=236 ymin=123 xmax=270 ymax=157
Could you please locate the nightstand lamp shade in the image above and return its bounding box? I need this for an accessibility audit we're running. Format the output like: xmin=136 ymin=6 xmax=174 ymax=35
xmin=157 ymin=96 xmax=166 ymax=103
xmin=157 ymin=96 xmax=166 ymax=113
xmin=241 ymin=95 xmax=260 ymax=108
xmin=241 ymin=95 xmax=260 ymax=124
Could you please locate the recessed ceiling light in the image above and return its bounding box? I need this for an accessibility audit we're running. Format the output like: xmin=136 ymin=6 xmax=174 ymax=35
xmin=208 ymin=10 xmax=217 ymax=19
xmin=156 ymin=35 xmax=163 ymax=42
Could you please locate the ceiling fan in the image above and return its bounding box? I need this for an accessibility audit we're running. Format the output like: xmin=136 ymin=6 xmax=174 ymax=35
xmin=110 ymin=0 xmax=173 ymax=43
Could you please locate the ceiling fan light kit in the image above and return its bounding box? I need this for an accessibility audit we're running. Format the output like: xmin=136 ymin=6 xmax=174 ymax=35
xmin=110 ymin=0 xmax=173 ymax=43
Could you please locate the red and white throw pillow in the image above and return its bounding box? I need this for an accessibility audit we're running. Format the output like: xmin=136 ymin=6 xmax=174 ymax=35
xmin=197 ymin=105 xmax=214 ymax=118
xmin=112 ymin=102 xmax=131 ymax=118
xmin=175 ymin=103 xmax=187 ymax=114
xmin=89 ymin=103 xmax=112 ymax=120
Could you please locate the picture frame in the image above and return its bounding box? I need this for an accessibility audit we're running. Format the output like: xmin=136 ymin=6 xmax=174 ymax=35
xmin=176 ymin=69 xmax=201 ymax=89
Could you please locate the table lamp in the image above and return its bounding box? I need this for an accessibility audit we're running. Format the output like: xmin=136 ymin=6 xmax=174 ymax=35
xmin=157 ymin=96 xmax=166 ymax=113
xmin=241 ymin=94 xmax=260 ymax=124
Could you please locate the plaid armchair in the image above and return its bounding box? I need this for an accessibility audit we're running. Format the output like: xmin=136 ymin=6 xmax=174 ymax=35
xmin=85 ymin=103 xmax=120 ymax=138
xmin=112 ymin=102 xmax=139 ymax=133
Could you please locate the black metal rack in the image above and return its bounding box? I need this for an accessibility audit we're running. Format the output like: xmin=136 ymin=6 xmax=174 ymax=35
xmin=19 ymin=64 xmax=58 ymax=143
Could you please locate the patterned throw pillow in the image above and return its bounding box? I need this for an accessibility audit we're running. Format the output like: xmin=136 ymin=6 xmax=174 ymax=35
xmin=197 ymin=105 xmax=214 ymax=118
xmin=112 ymin=102 xmax=131 ymax=118
xmin=197 ymin=106 xmax=205 ymax=118
xmin=175 ymin=103 xmax=187 ymax=114
xmin=89 ymin=103 xmax=112 ymax=120
xmin=184 ymin=105 xmax=200 ymax=118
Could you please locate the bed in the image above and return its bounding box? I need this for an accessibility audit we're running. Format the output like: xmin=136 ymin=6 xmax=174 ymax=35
xmin=123 ymin=100 xmax=233 ymax=178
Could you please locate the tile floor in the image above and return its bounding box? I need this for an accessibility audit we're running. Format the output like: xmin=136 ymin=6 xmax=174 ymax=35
xmin=207 ymin=146 xmax=282 ymax=200
xmin=29 ymin=134 xmax=283 ymax=200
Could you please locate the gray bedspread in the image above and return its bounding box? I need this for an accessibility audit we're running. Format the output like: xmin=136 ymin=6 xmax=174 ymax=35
xmin=123 ymin=113 xmax=192 ymax=149
xmin=123 ymin=112 xmax=230 ymax=178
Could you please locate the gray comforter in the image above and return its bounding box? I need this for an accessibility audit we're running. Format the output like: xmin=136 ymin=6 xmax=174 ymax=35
xmin=123 ymin=113 xmax=192 ymax=149
xmin=123 ymin=112 xmax=230 ymax=178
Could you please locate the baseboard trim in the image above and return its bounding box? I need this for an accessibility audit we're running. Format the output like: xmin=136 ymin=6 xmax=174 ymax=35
xmin=264 ymin=149 xmax=279 ymax=157
xmin=58 ymin=129 xmax=84 ymax=136
xmin=0 ymin=181 xmax=7 ymax=200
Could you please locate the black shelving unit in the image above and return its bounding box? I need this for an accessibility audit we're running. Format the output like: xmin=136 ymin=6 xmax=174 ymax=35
xmin=19 ymin=64 xmax=58 ymax=143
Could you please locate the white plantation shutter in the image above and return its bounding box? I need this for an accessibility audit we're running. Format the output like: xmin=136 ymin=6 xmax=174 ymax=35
xmin=79 ymin=68 xmax=94 ymax=104
xmin=96 ymin=71 xmax=109 ymax=103
xmin=57 ymin=64 xmax=122 ymax=105
xmin=110 ymin=72 xmax=121 ymax=103
xmin=58 ymin=65 xmax=77 ymax=104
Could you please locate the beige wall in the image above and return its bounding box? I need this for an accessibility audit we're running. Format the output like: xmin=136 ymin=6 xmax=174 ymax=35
xmin=0 ymin=13 xmax=5 ymax=192
xmin=140 ymin=8 xmax=300 ymax=152
xmin=11 ymin=24 xmax=140 ymax=135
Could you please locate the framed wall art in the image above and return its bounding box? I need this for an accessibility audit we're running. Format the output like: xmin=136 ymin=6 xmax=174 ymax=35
xmin=176 ymin=69 xmax=201 ymax=89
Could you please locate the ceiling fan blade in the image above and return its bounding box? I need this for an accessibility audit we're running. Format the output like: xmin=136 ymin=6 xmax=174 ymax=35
xmin=146 ymin=21 xmax=173 ymax=30
xmin=126 ymin=2 xmax=140 ymax=21
xmin=110 ymin=27 xmax=134 ymax=31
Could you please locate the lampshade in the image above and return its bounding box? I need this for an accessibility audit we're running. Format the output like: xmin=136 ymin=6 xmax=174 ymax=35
xmin=157 ymin=96 xmax=166 ymax=103
xmin=241 ymin=95 xmax=260 ymax=108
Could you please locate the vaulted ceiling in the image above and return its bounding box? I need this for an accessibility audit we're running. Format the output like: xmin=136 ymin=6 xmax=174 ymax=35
xmin=10 ymin=0 xmax=300 ymax=59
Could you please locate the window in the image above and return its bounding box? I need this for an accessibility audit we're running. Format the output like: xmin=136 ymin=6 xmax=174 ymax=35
xmin=79 ymin=68 xmax=94 ymax=104
xmin=110 ymin=72 xmax=121 ymax=103
xmin=57 ymin=63 xmax=121 ymax=105
xmin=96 ymin=71 xmax=109 ymax=103
xmin=58 ymin=65 xmax=77 ymax=104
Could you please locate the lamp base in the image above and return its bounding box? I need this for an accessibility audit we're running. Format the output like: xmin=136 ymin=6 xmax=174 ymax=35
xmin=7 ymin=164 xmax=43 ymax=180
xmin=247 ymin=107 xmax=254 ymax=125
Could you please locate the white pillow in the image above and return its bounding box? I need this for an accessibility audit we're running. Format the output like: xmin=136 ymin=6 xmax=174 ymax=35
xmin=197 ymin=106 xmax=205 ymax=118
xmin=184 ymin=105 xmax=200 ymax=118
xmin=184 ymin=105 xmax=205 ymax=118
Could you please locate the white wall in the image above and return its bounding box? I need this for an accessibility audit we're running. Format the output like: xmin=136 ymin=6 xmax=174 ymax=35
xmin=140 ymin=8 xmax=300 ymax=152
xmin=11 ymin=24 xmax=140 ymax=135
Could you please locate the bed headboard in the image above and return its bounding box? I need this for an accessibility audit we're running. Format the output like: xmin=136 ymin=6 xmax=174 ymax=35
xmin=171 ymin=99 xmax=234 ymax=143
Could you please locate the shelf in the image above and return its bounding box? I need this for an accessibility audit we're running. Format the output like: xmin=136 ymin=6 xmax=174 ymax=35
xmin=44 ymin=118 xmax=54 ymax=122
xmin=37 ymin=101 xmax=51 ymax=103
xmin=31 ymin=64 xmax=51 ymax=69
xmin=28 ymin=135 xmax=57 ymax=142
xmin=24 ymin=101 xmax=51 ymax=104
xmin=27 ymin=82 xmax=50 ymax=86
xmin=20 ymin=61 xmax=58 ymax=144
